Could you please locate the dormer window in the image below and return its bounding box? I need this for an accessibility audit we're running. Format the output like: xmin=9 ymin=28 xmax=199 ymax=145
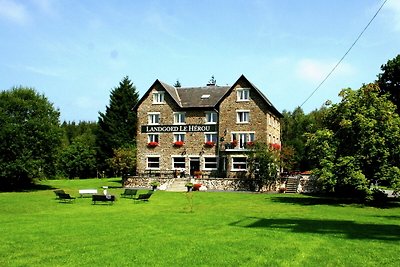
xmin=237 ymin=88 xmax=250 ymax=101
xmin=153 ymin=91 xmax=165 ymax=104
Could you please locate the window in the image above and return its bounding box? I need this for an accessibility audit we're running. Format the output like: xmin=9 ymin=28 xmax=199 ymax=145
xmin=205 ymin=112 xmax=217 ymax=124
xmin=231 ymin=132 xmax=255 ymax=149
xmin=148 ymin=134 xmax=159 ymax=143
xmin=237 ymin=88 xmax=250 ymax=101
xmin=153 ymin=92 xmax=165 ymax=104
xmin=147 ymin=156 xmax=160 ymax=169
xmin=172 ymin=157 xmax=185 ymax=169
xmin=205 ymin=132 xmax=218 ymax=143
xmin=204 ymin=157 xmax=218 ymax=170
xmin=173 ymin=133 xmax=185 ymax=142
xmin=148 ymin=112 xmax=160 ymax=125
xmin=232 ymin=157 xmax=247 ymax=171
xmin=236 ymin=110 xmax=250 ymax=123
xmin=173 ymin=112 xmax=186 ymax=124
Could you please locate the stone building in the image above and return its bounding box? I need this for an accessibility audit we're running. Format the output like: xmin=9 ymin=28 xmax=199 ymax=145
xmin=134 ymin=75 xmax=282 ymax=178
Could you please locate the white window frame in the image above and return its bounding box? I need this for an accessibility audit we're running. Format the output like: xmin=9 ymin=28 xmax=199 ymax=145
xmin=203 ymin=156 xmax=218 ymax=170
xmin=205 ymin=112 xmax=217 ymax=124
xmin=172 ymin=156 xmax=185 ymax=169
xmin=236 ymin=110 xmax=250 ymax=124
xmin=152 ymin=91 xmax=165 ymax=104
xmin=146 ymin=156 xmax=160 ymax=170
xmin=204 ymin=132 xmax=218 ymax=143
xmin=148 ymin=133 xmax=159 ymax=143
xmin=173 ymin=112 xmax=186 ymax=125
xmin=232 ymin=156 xmax=247 ymax=171
xmin=148 ymin=112 xmax=160 ymax=125
xmin=231 ymin=132 xmax=255 ymax=149
xmin=173 ymin=132 xmax=185 ymax=142
xmin=237 ymin=88 xmax=250 ymax=101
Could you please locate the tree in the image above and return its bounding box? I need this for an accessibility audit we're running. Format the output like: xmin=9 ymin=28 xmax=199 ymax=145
xmin=58 ymin=133 xmax=97 ymax=179
xmin=0 ymin=87 xmax=61 ymax=190
xmin=108 ymin=146 xmax=136 ymax=177
xmin=96 ymin=76 xmax=139 ymax=173
xmin=306 ymin=83 xmax=400 ymax=197
xmin=377 ymin=54 xmax=400 ymax=113
xmin=247 ymin=143 xmax=280 ymax=191
xmin=281 ymin=106 xmax=327 ymax=172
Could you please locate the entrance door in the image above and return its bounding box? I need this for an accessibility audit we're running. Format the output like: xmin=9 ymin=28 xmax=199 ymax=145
xmin=189 ymin=157 xmax=200 ymax=177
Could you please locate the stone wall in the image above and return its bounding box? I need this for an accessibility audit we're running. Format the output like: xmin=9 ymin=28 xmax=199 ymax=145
xmin=123 ymin=177 xmax=174 ymax=188
xmin=136 ymin=83 xmax=218 ymax=175
xmin=218 ymin=78 xmax=281 ymax=177
xmin=135 ymin=77 xmax=282 ymax=179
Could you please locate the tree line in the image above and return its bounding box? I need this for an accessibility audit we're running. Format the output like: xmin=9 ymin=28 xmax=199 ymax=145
xmin=1 ymin=55 xmax=400 ymax=198
xmin=0 ymin=76 xmax=138 ymax=190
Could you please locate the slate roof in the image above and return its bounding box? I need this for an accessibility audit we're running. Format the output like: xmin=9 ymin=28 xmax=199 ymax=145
xmin=134 ymin=75 xmax=282 ymax=118
xmin=177 ymin=86 xmax=230 ymax=108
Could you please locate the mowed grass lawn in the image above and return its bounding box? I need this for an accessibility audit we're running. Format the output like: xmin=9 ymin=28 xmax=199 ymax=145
xmin=1 ymin=178 xmax=400 ymax=266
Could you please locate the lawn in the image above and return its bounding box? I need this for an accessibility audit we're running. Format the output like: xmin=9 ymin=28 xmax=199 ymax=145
xmin=1 ymin=178 xmax=399 ymax=266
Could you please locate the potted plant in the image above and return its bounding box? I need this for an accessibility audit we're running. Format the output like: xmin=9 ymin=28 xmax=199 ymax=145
xmin=204 ymin=141 xmax=215 ymax=148
xmin=185 ymin=182 xmax=193 ymax=192
xmin=194 ymin=171 xmax=202 ymax=178
xmin=147 ymin=142 xmax=158 ymax=148
xmin=173 ymin=141 xmax=184 ymax=147
xmin=150 ymin=181 xmax=160 ymax=190
xmin=246 ymin=141 xmax=255 ymax=148
xmin=278 ymin=187 xmax=286 ymax=193
xmin=230 ymin=140 xmax=238 ymax=148
xmin=193 ymin=183 xmax=202 ymax=191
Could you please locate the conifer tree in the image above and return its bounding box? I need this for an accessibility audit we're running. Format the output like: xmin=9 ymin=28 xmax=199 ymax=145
xmin=96 ymin=76 xmax=139 ymax=172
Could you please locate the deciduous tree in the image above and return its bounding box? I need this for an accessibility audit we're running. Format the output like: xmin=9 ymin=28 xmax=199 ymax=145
xmin=306 ymin=83 xmax=400 ymax=197
xmin=377 ymin=54 xmax=400 ymax=113
xmin=0 ymin=87 xmax=61 ymax=190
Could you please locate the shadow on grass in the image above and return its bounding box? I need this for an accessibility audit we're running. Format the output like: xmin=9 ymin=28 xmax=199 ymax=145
xmin=0 ymin=183 xmax=56 ymax=193
xmin=106 ymin=178 xmax=123 ymax=188
xmin=229 ymin=217 xmax=400 ymax=241
xmin=269 ymin=194 xmax=400 ymax=208
xmin=269 ymin=195 xmax=358 ymax=206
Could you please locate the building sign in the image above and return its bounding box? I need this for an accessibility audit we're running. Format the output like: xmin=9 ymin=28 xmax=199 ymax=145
xmin=141 ymin=124 xmax=217 ymax=133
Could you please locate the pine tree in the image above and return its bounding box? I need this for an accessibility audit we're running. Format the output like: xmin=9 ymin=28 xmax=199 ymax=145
xmin=96 ymin=76 xmax=139 ymax=172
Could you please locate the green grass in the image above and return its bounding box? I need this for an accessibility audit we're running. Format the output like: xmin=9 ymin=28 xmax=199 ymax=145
xmin=1 ymin=178 xmax=400 ymax=266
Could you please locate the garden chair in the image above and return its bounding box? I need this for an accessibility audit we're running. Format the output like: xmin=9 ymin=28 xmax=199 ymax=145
xmin=120 ymin=188 xmax=138 ymax=198
xmin=134 ymin=193 xmax=152 ymax=203
xmin=54 ymin=189 xmax=66 ymax=199
xmin=58 ymin=193 xmax=76 ymax=203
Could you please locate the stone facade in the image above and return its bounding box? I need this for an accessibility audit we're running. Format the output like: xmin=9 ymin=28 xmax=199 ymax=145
xmin=134 ymin=75 xmax=282 ymax=179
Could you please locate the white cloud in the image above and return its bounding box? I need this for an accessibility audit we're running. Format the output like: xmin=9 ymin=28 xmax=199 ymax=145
xmin=24 ymin=65 xmax=62 ymax=77
xmin=0 ymin=0 xmax=29 ymax=24
xmin=296 ymin=58 xmax=355 ymax=84
xmin=384 ymin=0 xmax=400 ymax=31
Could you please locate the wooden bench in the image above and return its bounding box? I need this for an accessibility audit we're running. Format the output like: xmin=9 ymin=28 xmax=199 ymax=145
xmin=92 ymin=194 xmax=115 ymax=204
xmin=120 ymin=188 xmax=138 ymax=198
xmin=79 ymin=189 xmax=98 ymax=197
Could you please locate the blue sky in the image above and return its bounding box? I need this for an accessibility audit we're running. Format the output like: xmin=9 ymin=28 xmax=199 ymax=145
xmin=1 ymin=0 xmax=399 ymax=122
